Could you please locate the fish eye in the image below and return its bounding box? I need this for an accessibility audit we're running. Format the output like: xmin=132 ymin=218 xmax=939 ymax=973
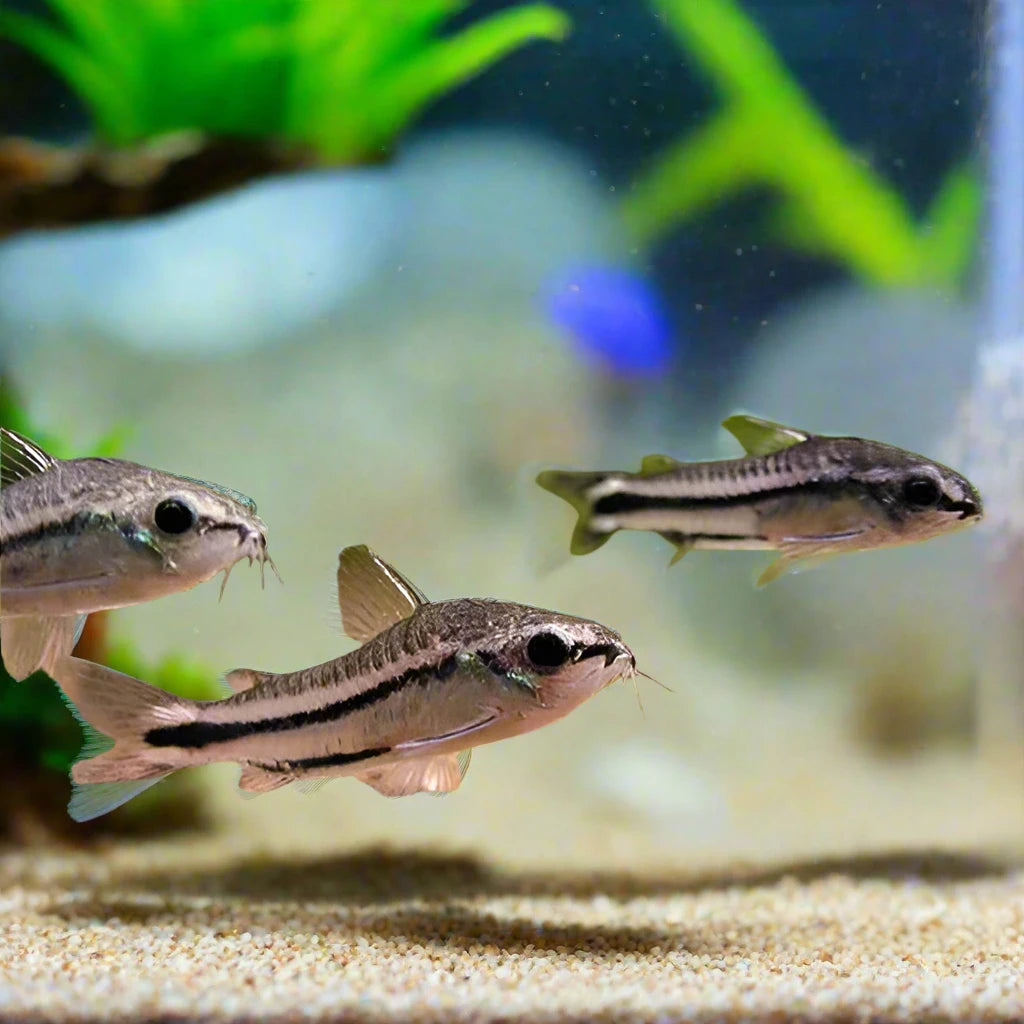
xmin=527 ymin=631 xmax=572 ymax=669
xmin=902 ymin=476 xmax=942 ymax=508
xmin=154 ymin=498 xmax=197 ymax=535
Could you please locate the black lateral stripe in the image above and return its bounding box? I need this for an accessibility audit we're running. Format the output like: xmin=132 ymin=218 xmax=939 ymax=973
xmin=593 ymin=479 xmax=850 ymax=516
xmin=277 ymin=746 xmax=391 ymax=772
xmin=0 ymin=510 xmax=95 ymax=557
xmin=145 ymin=653 xmax=466 ymax=749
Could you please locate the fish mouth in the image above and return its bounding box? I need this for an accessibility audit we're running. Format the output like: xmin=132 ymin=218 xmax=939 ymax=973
xmin=578 ymin=642 xmax=634 ymax=669
xmin=938 ymin=494 xmax=981 ymax=521
xmin=220 ymin=525 xmax=281 ymax=596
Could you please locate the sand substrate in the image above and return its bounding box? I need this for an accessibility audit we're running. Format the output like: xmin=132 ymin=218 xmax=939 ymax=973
xmin=2 ymin=835 xmax=1023 ymax=1024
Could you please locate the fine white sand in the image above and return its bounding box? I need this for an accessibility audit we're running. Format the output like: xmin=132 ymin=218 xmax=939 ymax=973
xmin=2 ymin=836 xmax=1023 ymax=1023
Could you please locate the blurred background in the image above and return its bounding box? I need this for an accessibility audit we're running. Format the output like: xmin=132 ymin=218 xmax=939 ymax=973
xmin=1 ymin=0 xmax=1020 ymax=869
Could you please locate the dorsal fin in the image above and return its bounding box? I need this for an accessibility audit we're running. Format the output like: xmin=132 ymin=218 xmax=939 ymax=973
xmin=0 ymin=427 xmax=59 ymax=487
xmin=721 ymin=414 xmax=810 ymax=456
xmin=638 ymin=453 xmax=682 ymax=476
xmin=336 ymin=544 xmax=428 ymax=643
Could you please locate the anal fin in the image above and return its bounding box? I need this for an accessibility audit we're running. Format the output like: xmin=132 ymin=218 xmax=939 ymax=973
xmin=296 ymin=777 xmax=331 ymax=796
xmin=238 ymin=764 xmax=294 ymax=795
xmin=356 ymin=752 xmax=470 ymax=799
xmin=1 ymin=614 xmax=82 ymax=681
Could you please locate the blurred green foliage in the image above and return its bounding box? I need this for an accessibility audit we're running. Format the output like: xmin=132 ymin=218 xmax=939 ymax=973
xmin=0 ymin=384 xmax=126 ymax=460
xmin=623 ymin=0 xmax=980 ymax=289
xmin=0 ymin=0 xmax=570 ymax=161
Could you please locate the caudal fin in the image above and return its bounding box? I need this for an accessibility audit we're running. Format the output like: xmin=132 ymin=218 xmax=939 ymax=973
xmin=50 ymin=656 xmax=196 ymax=822
xmin=535 ymin=470 xmax=614 ymax=555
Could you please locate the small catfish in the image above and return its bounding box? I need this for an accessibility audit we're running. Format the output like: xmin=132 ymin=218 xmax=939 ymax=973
xmin=51 ymin=544 xmax=637 ymax=822
xmin=536 ymin=414 xmax=983 ymax=586
xmin=0 ymin=427 xmax=277 ymax=681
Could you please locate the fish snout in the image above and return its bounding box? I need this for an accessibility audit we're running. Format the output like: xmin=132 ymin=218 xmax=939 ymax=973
xmin=958 ymin=497 xmax=981 ymax=521
xmin=239 ymin=524 xmax=264 ymax=557
xmin=600 ymin=641 xmax=635 ymax=670
xmin=944 ymin=494 xmax=982 ymax=521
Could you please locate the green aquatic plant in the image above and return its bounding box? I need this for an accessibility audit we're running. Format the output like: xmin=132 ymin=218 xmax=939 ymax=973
xmin=0 ymin=381 xmax=221 ymax=839
xmin=0 ymin=0 xmax=570 ymax=161
xmin=622 ymin=0 xmax=980 ymax=289
xmin=0 ymin=627 xmax=219 ymax=776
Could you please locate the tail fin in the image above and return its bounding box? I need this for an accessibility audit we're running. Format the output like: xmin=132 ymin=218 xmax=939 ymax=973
xmin=51 ymin=656 xmax=195 ymax=822
xmin=535 ymin=470 xmax=615 ymax=555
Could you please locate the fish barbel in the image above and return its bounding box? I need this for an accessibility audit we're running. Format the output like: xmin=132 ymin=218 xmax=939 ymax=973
xmin=52 ymin=544 xmax=636 ymax=822
xmin=536 ymin=414 xmax=983 ymax=586
xmin=0 ymin=426 xmax=277 ymax=681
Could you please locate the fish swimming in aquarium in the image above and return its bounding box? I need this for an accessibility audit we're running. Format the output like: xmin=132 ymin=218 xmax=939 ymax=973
xmin=52 ymin=544 xmax=637 ymax=822
xmin=536 ymin=414 xmax=983 ymax=586
xmin=0 ymin=426 xmax=277 ymax=681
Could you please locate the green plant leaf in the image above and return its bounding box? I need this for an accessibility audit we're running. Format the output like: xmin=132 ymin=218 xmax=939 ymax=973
xmin=2 ymin=0 xmax=570 ymax=161
xmin=0 ymin=8 xmax=136 ymax=141
xmin=626 ymin=0 xmax=978 ymax=289
xmin=340 ymin=3 xmax=571 ymax=159
xmin=917 ymin=164 xmax=982 ymax=288
xmin=620 ymin=107 xmax=763 ymax=243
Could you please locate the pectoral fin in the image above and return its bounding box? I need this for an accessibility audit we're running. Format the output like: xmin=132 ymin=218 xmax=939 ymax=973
xmin=722 ymin=414 xmax=810 ymax=456
xmin=755 ymin=543 xmax=847 ymax=587
xmin=1 ymin=614 xmax=82 ymax=681
xmin=756 ymin=554 xmax=796 ymax=587
xmin=336 ymin=545 xmax=428 ymax=643
xmin=355 ymin=751 xmax=470 ymax=798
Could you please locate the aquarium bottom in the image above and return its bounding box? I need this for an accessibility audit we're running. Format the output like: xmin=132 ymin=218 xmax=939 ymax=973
xmin=2 ymin=839 xmax=1022 ymax=1023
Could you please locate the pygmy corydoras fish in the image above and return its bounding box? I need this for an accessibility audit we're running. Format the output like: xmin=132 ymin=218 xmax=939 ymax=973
xmin=52 ymin=543 xmax=637 ymax=822
xmin=0 ymin=426 xmax=276 ymax=681
xmin=536 ymin=414 xmax=983 ymax=587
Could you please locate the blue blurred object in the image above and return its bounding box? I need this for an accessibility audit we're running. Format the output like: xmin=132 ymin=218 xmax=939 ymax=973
xmin=986 ymin=0 xmax=1024 ymax=341
xmin=543 ymin=264 xmax=674 ymax=375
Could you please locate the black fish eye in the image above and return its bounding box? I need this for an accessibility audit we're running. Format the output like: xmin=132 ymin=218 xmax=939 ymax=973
xmin=527 ymin=631 xmax=572 ymax=669
xmin=154 ymin=498 xmax=197 ymax=534
xmin=902 ymin=476 xmax=942 ymax=508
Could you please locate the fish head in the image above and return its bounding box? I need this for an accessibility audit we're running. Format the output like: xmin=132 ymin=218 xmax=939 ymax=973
xmin=122 ymin=469 xmax=275 ymax=589
xmin=469 ymin=603 xmax=636 ymax=714
xmin=851 ymin=444 xmax=983 ymax=544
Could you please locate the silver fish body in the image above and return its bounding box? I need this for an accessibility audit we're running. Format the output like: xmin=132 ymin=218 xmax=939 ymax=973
xmin=52 ymin=544 xmax=635 ymax=822
xmin=1 ymin=427 xmax=275 ymax=680
xmin=537 ymin=414 xmax=983 ymax=586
